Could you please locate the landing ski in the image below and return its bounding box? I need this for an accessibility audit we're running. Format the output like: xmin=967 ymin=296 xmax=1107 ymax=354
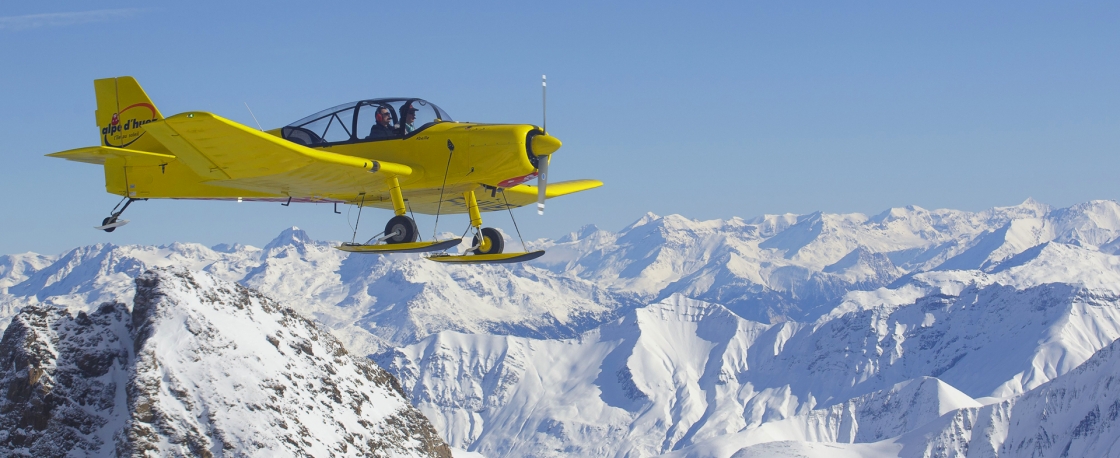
xmin=94 ymin=219 xmax=129 ymax=231
xmin=426 ymin=250 xmax=546 ymax=264
xmin=336 ymin=238 xmax=462 ymax=254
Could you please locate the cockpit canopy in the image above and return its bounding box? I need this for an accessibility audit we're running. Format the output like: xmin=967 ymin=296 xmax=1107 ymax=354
xmin=282 ymin=98 xmax=451 ymax=146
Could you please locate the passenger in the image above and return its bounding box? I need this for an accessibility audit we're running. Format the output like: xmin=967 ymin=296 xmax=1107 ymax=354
xmin=400 ymin=102 xmax=418 ymax=134
xmin=367 ymin=106 xmax=397 ymax=139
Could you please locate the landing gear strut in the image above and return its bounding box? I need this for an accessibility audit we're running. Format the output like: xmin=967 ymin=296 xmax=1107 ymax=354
xmin=380 ymin=177 xmax=419 ymax=244
xmin=337 ymin=177 xmax=458 ymax=253
xmin=464 ymin=189 xmax=504 ymax=255
xmin=426 ymin=188 xmax=545 ymax=263
xmin=96 ymin=197 xmax=145 ymax=232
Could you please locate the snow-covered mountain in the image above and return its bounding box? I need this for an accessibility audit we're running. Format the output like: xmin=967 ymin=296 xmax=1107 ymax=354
xmin=383 ymin=278 xmax=1120 ymax=457
xmin=4 ymin=198 xmax=1120 ymax=456
xmin=0 ymin=267 xmax=451 ymax=457
xmin=721 ymin=332 xmax=1120 ymax=458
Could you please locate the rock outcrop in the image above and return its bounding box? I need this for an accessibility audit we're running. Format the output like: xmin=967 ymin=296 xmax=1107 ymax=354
xmin=0 ymin=268 xmax=450 ymax=457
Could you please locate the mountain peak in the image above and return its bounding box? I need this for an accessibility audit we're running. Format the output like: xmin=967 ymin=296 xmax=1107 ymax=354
xmin=994 ymin=197 xmax=1051 ymax=219
xmin=746 ymin=213 xmax=801 ymax=237
xmin=625 ymin=212 xmax=662 ymax=230
xmin=211 ymin=242 xmax=258 ymax=253
xmin=869 ymin=205 xmax=929 ymax=224
xmin=558 ymin=224 xmax=604 ymax=243
xmin=263 ymin=226 xmax=313 ymax=250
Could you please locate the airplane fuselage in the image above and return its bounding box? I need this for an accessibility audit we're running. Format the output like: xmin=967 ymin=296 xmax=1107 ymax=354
xmin=110 ymin=119 xmax=542 ymax=209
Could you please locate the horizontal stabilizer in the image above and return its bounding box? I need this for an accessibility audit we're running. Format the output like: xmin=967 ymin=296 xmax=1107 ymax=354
xmin=47 ymin=146 xmax=176 ymax=166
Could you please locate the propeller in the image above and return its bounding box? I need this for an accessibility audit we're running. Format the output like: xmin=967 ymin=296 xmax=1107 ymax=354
xmin=538 ymin=75 xmax=549 ymax=215
xmin=531 ymin=132 xmax=561 ymax=214
xmin=537 ymin=154 xmax=549 ymax=215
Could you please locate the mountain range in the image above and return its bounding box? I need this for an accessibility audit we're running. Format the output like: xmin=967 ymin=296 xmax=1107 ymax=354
xmin=3 ymin=198 xmax=1120 ymax=456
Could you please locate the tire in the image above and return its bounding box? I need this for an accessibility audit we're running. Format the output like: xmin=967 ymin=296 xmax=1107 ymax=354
xmin=102 ymin=217 xmax=116 ymax=233
xmin=384 ymin=215 xmax=418 ymax=244
xmin=472 ymin=227 xmax=504 ymax=255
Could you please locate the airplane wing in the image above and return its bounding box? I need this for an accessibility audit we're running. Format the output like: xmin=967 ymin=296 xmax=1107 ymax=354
xmin=357 ymin=179 xmax=603 ymax=214
xmin=142 ymin=112 xmax=410 ymax=196
xmin=502 ymin=180 xmax=604 ymax=205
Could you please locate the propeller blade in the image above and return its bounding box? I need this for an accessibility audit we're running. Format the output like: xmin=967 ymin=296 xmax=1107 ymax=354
xmin=536 ymin=156 xmax=549 ymax=215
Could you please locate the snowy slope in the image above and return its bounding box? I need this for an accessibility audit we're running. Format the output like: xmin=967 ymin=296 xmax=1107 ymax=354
xmin=385 ymin=273 xmax=1120 ymax=457
xmin=725 ymin=336 xmax=1120 ymax=458
xmin=666 ymin=377 xmax=978 ymax=458
xmin=0 ymin=252 xmax=55 ymax=328
xmin=379 ymin=295 xmax=773 ymax=457
xmin=0 ymin=267 xmax=451 ymax=457
xmin=875 ymin=334 xmax=1120 ymax=458
xmin=0 ymin=252 xmax=55 ymax=290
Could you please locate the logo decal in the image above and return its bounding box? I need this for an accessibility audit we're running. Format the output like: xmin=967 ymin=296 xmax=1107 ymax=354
xmin=102 ymin=103 xmax=158 ymax=148
xmin=498 ymin=172 xmax=538 ymax=188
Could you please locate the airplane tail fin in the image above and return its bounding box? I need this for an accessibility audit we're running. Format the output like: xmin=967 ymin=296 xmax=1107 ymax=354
xmin=95 ymin=76 xmax=164 ymax=148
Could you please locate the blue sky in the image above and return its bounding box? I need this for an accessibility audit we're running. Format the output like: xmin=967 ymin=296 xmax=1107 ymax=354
xmin=1 ymin=2 xmax=1117 ymax=255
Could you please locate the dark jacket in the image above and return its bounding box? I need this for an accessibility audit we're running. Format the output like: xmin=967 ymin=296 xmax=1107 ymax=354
xmin=368 ymin=123 xmax=397 ymax=139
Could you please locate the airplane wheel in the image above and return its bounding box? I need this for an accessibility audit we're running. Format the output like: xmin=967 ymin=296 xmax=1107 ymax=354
xmin=384 ymin=215 xmax=418 ymax=244
xmin=472 ymin=227 xmax=504 ymax=255
xmin=102 ymin=217 xmax=116 ymax=233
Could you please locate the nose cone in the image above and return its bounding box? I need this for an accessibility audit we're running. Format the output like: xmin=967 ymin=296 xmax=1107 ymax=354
xmin=531 ymin=134 xmax=562 ymax=157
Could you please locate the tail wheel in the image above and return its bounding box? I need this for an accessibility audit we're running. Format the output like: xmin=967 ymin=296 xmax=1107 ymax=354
xmin=472 ymin=227 xmax=504 ymax=255
xmin=384 ymin=215 xmax=418 ymax=244
xmin=102 ymin=217 xmax=116 ymax=233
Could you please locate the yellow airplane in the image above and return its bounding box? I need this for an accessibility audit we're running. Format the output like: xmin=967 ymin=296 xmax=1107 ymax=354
xmin=47 ymin=76 xmax=602 ymax=263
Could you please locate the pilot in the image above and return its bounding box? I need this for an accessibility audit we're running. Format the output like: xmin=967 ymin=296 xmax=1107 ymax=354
xmin=368 ymin=106 xmax=397 ymax=139
xmin=400 ymin=103 xmax=418 ymax=134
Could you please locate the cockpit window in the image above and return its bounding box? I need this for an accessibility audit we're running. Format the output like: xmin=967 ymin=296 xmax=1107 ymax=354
xmin=284 ymin=98 xmax=451 ymax=145
xmin=300 ymin=106 xmax=354 ymax=143
xmin=282 ymin=102 xmax=357 ymax=146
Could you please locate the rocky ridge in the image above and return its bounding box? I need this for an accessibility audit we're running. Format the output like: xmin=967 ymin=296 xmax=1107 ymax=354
xmin=0 ymin=268 xmax=451 ymax=457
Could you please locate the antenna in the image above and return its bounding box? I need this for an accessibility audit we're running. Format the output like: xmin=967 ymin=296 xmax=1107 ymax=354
xmin=542 ymin=75 xmax=547 ymax=133
xmin=244 ymin=102 xmax=264 ymax=131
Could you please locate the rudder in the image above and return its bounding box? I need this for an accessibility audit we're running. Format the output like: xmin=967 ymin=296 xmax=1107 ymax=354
xmin=95 ymin=76 xmax=163 ymax=148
